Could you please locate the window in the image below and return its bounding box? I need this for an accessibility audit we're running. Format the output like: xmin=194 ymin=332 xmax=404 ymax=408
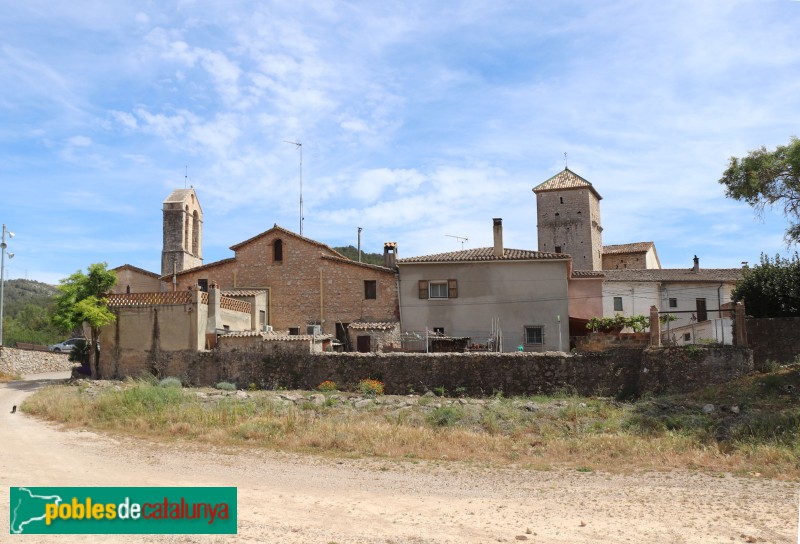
xmin=613 ymin=296 xmax=623 ymax=311
xmin=364 ymin=280 xmax=377 ymax=300
xmin=432 ymin=327 xmax=445 ymax=335
xmin=429 ymin=281 xmax=448 ymax=298
xmin=525 ymin=326 xmax=543 ymax=345
xmin=683 ymin=332 xmax=691 ymax=341
xmin=419 ymin=279 xmax=457 ymax=299
xmin=669 ymin=298 xmax=677 ymax=308
xmin=288 ymin=327 xmax=300 ymax=335
xmin=554 ymin=246 xmax=562 ymax=254
xmin=273 ymin=239 xmax=283 ymax=262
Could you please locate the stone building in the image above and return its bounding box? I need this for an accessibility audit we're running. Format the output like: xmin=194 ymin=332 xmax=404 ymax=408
xmin=602 ymin=241 xmax=661 ymax=270
xmin=164 ymin=224 xmax=400 ymax=345
xmin=533 ymin=168 xmax=604 ymax=271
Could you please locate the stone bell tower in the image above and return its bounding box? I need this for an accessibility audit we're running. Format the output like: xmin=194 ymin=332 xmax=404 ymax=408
xmin=161 ymin=188 xmax=203 ymax=277
xmin=533 ymin=168 xmax=603 ymax=271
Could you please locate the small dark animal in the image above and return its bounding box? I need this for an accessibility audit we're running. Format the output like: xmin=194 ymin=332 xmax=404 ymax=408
xmin=10 ymin=405 xmax=16 ymax=414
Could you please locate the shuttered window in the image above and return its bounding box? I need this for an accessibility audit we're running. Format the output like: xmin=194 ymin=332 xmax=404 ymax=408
xmin=418 ymin=280 xmax=429 ymax=299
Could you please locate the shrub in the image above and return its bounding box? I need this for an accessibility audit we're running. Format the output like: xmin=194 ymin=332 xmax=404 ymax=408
xmin=158 ymin=377 xmax=182 ymax=388
xmin=317 ymin=380 xmax=338 ymax=392
xmin=358 ymin=379 xmax=384 ymax=396
xmin=216 ymin=382 xmax=236 ymax=391
xmin=426 ymin=405 xmax=464 ymax=427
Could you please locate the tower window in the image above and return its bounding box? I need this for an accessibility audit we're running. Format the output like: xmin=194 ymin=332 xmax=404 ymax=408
xmin=560 ymin=197 xmax=564 ymax=204
xmin=273 ymin=239 xmax=283 ymax=262
xmin=554 ymin=246 xmax=562 ymax=254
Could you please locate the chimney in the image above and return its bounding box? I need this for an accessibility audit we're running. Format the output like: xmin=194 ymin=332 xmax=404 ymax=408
xmin=493 ymin=218 xmax=504 ymax=258
xmin=692 ymin=255 xmax=699 ymax=273
xmin=383 ymin=242 xmax=397 ymax=268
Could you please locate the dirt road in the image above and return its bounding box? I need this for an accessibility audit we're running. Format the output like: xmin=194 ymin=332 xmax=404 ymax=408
xmin=1 ymin=373 xmax=797 ymax=543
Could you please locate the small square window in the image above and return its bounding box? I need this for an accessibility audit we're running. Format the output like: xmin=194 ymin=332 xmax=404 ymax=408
xmin=433 ymin=327 xmax=445 ymax=335
xmin=613 ymin=296 xmax=623 ymax=312
xmin=683 ymin=332 xmax=691 ymax=341
xmin=525 ymin=326 xmax=543 ymax=345
xmin=669 ymin=298 xmax=677 ymax=308
xmin=364 ymin=280 xmax=377 ymax=300
xmin=554 ymin=246 xmax=562 ymax=254
xmin=429 ymin=281 xmax=448 ymax=299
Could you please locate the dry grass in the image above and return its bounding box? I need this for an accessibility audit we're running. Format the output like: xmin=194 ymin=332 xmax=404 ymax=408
xmin=0 ymin=371 xmax=18 ymax=383
xmin=21 ymin=369 xmax=800 ymax=479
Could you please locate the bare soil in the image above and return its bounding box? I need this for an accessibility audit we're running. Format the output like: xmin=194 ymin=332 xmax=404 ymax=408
xmin=1 ymin=373 xmax=797 ymax=543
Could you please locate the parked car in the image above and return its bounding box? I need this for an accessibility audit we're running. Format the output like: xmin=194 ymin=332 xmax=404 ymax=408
xmin=49 ymin=338 xmax=87 ymax=353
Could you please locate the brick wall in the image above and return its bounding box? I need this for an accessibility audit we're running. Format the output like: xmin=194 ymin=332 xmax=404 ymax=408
xmin=173 ymin=230 xmax=399 ymax=336
xmin=745 ymin=317 xmax=800 ymax=369
xmin=121 ymin=346 xmax=752 ymax=398
xmin=602 ymin=253 xmax=646 ymax=270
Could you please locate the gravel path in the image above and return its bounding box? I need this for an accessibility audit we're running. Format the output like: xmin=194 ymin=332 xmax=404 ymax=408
xmin=1 ymin=373 xmax=797 ymax=543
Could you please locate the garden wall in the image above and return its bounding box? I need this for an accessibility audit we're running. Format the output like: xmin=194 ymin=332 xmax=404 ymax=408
xmin=0 ymin=347 xmax=77 ymax=375
xmin=128 ymin=346 xmax=753 ymax=398
xmin=745 ymin=317 xmax=800 ymax=369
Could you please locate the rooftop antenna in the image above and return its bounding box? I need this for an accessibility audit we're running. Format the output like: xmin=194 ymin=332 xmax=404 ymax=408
xmin=564 ymin=152 xmax=568 ymax=170
xmin=284 ymin=141 xmax=303 ymax=235
xmin=445 ymin=234 xmax=468 ymax=250
xmin=185 ymin=166 xmax=188 ymax=188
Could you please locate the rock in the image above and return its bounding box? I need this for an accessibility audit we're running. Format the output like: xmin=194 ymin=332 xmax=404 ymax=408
xmin=423 ymin=391 xmax=436 ymax=398
xmin=195 ymin=392 xmax=208 ymax=398
xmin=702 ymin=404 xmax=715 ymax=414
xmin=308 ymin=394 xmax=325 ymax=406
xmin=235 ymin=390 xmax=249 ymax=399
xmin=522 ymin=402 xmax=538 ymax=412
xmin=730 ymin=405 xmax=740 ymax=414
xmin=515 ymin=536 xmax=528 ymax=541
xmin=458 ymin=398 xmax=469 ymax=405
xmin=525 ymin=528 xmax=532 ymax=534
xmin=354 ymin=398 xmax=374 ymax=409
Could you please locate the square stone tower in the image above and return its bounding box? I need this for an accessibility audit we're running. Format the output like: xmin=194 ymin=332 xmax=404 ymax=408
xmin=533 ymin=168 xmax=603 ymax=271
xmin=161 ymin=188 xmax=203 ymax=277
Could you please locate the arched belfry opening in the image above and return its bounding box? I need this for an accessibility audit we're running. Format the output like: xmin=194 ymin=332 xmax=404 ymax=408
xmin=161 ymin=188 xmax=204 ymax=277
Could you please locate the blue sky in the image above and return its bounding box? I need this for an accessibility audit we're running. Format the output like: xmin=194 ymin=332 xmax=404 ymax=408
xmin=1 ymin=0 xmax=799 ymax=284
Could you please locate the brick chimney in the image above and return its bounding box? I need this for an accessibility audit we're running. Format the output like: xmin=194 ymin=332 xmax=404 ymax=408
xmin=383 ymin=242 xmax=397 ymax=268
xmin=693 ymin=255 xmax=699 ymax=273
xmin=493 ymin=218 xmax=504 ymax=258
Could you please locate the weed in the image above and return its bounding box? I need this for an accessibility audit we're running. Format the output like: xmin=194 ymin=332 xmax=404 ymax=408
xmin=158 ymin=377 xmax=182 ymax=388
xmin=216 ymin=382 xmax=236 ymax=391
xmin=317 ymin=380 xmax=338 ymax=392
xmin=454 ymin=387 xmax=467 ymax=398
xmin=433 ymin=386 xmax=446 ymax=397
xmin=427 ymin=406 xmax=464 ymax=427
xmin=684 ymin=344 xmax=703 ymax=358
xmin=248 ymin=383 xmax=259 ymax=391
xmin=358 ymin=379 xmax=384 ymax=397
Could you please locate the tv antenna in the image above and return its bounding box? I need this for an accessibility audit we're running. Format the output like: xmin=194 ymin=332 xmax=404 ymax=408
xmin=185 ymin=165 xmax=188 ymax=188
xmin=284 ymin=141 xmax=304 ymax=235
xmin=445 ymin=234 xmax=468 ymax=249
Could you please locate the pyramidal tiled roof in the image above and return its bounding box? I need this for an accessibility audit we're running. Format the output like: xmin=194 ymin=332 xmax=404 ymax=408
xmin=398 ymin=247 xmax=568 ymax=264
xmin=532 ymin=168 xmax=602 ymax=200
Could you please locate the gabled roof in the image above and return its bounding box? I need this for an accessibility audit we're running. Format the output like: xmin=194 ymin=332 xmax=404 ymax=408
xmin=603 ymin=268 xmax=743 ymax=283
xmin=532 ymin=168 xmax=602 ymax=200
xmin=162 ymin=258 xmax=236 ymax=279
xmin=229 ymin=224 xmax=346 ymax=259
xmin=603 ymin=242 xmax=655 ymax=255
xmin=113 ymin=264 xmax=160 ymax=279
xmin=163 ymin=188 xmax=203 ymax=212
xmin=321 ymin=253 xmax=394 ymax=273
xmin=398 ymin=247 xmax=569 ymax=264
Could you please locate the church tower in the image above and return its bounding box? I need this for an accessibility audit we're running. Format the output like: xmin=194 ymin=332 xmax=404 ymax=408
xmin=161 ymin=188 xmax=203 ymax=277
xmin=533 ymin=168 xmax=603 ymax=271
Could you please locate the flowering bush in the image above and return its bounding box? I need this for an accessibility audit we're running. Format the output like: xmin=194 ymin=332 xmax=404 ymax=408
xmin=358 ymin=379 xmax=384 ymax=396
xmin=317 ymin=380 xmax=338 ymax=392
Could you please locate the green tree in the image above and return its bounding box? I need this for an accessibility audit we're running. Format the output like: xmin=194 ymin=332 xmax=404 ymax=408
xmin=731 ymin=253 xmax=800 ymax=318
xmin=52 ymin=263 xmax=117 ymax=378
xmin=719 ymin=136 xmax=800 ymax=243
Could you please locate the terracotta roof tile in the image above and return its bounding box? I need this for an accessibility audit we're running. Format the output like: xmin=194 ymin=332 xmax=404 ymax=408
xmin=571 ymin=270 xmax=605 ymax=278
xmin=222 ymin=289 xmax=268 ymax=297
xmin=398 ymin=247 xmax=568 ymax=264
xmin=532 ymin=168 xmax=602 ymax=200
xmin=348 ymin=321 xmax=399 ymax=330
xmin=603 ymin=268 xmax=742 ymax=283
xmin=321 ymin=254 xmax=394 ymax=272
xmin=603 ymin=242 xmax=654 ymax=255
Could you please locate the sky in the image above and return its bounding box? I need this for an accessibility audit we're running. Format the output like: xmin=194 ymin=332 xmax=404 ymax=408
xmin=1 ymin=0 xmax=799 ymax=285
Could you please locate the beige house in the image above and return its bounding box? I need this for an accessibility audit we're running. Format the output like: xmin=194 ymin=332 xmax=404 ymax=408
xmin=398 ymin=219 xmax=571 ymax=352
xmin=602 ymin=257 xmax=743 ymax=343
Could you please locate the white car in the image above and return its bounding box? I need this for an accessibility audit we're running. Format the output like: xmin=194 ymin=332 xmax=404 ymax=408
xmin=49 ymin=338 xmax=87 ymax=352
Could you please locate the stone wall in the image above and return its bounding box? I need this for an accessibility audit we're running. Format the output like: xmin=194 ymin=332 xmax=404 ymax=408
xmin=0 ymin=347 xmax=77 ymax=375
xmin=574 ymin=332 xmax=649 ymax=352
xmin=745 ymin=317 xmax=800 ymax=369
xmin=126 ymin=346 xmax=752 ymax=398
